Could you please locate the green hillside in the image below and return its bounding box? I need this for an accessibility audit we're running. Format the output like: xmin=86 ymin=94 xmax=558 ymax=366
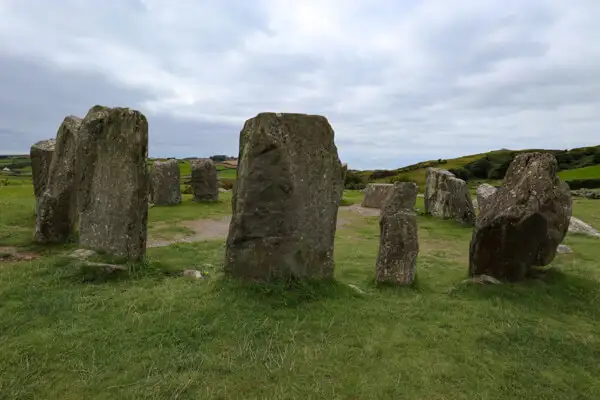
xmin=349 ymin=145 xmax=600 ymax=190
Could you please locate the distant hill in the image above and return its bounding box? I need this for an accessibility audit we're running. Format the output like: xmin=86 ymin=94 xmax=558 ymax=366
xmin=349 ymin=145 xmax=600 ymax=189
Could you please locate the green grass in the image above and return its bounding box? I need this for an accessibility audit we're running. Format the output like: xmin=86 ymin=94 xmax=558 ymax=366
xmin=2 ymin=181 xmax=600 ymax=398
xmin=559 ymin=165 xmax=600 ymax=180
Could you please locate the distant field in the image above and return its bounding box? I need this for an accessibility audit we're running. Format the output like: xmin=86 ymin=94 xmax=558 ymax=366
xmin=558 ymin=165 xmax=600 ymax=180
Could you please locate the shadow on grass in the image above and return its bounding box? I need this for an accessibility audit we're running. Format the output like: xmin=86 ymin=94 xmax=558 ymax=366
xmin=450 ymin=267 xmax=600 ymax=317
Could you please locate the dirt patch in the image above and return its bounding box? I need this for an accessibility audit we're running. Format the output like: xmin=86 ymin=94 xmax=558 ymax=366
xmin=148 ymin=211 xmax=354 ymax=248
xmin=340 ymin=204 xmax=381 ymax=217
xmin=0 ymin=246 xmax=39 ymax=262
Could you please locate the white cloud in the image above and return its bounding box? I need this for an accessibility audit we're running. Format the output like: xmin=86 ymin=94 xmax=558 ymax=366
xmin=0 ymin=0 xmax=599 ymax=168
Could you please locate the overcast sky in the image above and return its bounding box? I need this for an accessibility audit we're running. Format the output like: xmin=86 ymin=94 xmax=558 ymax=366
xmin=1 ymin=0 xmax=599 ymax=169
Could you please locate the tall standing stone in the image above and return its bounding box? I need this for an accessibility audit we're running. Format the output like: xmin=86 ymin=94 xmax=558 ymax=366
xmin=30 ymin=139 xmax=56 ymax=214
xmin=424 ymin=168 xmax=475 ymax=226
xmin=191 ymin=159 xmax=218 ymax=202
xmin=362 ymin=183 xmax=394 ymax=209
xmin=150 ymin=159 xmax=181 ymax=205
xmin=35 ymin=116 xmax=82 ymax=242
xmin=76 ymin=105 xmax=149 ymax=260
xmin=376 ymin=182 xmax=419 ymax=285
xmin=225 ymin=112 xmax=345 ymax=281
xmin=469 ymin=153 xmax=572 ymax=281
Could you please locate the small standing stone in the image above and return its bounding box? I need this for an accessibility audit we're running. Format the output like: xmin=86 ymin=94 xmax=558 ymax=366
xmin=376 ymin=182 xmax=419 ymax=285
xmin=30 ymin=139 xmax=56 ymax=214
xmin=476 ymin=183 xmax=497 ymax=213
xmin=35 ymin=116 xmax=82 ymax=243
xmin=76 ymin=105 xmax=149 ymax=261
xmin=191 ymin=159 xmax=218 ymax=202
xmin=150 ymin=159 xmax=181 ymax=205
xmin=362 ymin=183 xmax=394 ymax=209
xmin=424 ymin=168 xmax=475 ymax=226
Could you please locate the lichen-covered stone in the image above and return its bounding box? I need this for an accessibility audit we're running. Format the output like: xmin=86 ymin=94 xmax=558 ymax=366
xmin=469 ymin=153 xmax=572 ymax=281
xmin=376 ymin=182 xmax=419 ymax=285
xmin=476 ymin=183 xmax=497 ymax=213
xmin=424 ymin=168 xmax=475 ymax=226
xmin=225 ymin=112 xmax=344 ymax=281
xmin=75 ymin=105 xmax=149 ymax=260
xmin=362 ymin=183 xmax=394 ymax=209
xmin=30 ymin=139 xmax=56 ymax=214
xmin=35 ymin=116 xmax=82 ymax=242
xmin=191 ymin=159 xmax=218 ymax=202
xmin=150 ymin=159 xmax=181 ymax=205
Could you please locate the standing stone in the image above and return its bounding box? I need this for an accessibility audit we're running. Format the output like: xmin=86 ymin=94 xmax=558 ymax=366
xmin=191 ymin=159 xmax=218 ymax=202
xmin=150 ymin=159 xmax=181 ymax=205
xmin=76 ymin=105 xmax=149 ymax=261
xmin=35 ymin=116 xmax=82 ymax=243
xmin=469 ymin=153 xmax=572 ymax=281
xmin=30 ymin=139 xmax=56 ymax=214
xmin=376 ymin=182 xmax=419 ymax=285
xmin=476 ymin=183 xmax=497 ymax=213
xmin=424 ymin=168 xmax=475 ymax=226
xmin=362 ymin=183 xmax=394 ymax=208
xmin=225 ymin=112 xmax=345 ymax=281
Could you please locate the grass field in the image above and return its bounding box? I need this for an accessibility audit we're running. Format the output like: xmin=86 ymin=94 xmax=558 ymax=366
xmin=558 ymin=165 xmax=600 ymax=180
xmin=1 ymin=176 xmax=600 ymax=399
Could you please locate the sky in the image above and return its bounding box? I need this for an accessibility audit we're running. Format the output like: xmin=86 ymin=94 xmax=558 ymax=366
xmin=0 ymin=0 xmax=599 ymax=170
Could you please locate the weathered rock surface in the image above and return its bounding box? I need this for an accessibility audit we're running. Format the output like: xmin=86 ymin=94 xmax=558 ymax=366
xmin=35 ymin=116 xmax=82 ymax=243
xmin=362 ymin=183 xmax=394 ymax=209
xmin=424 ymin=168 xmax=475 ymax=226
xmin=568 ymin=216 xmax=600 ymax=238
xmin=30 ymin=139 xmax=56 ymax=213
xmin=76 ymin=105 xmax=149 ymax=260
xmin=376 ymin=182 xmax=419 ymax=285
xmin=225 ymin=112 xmax=344 ymax=281
xmin=476 ymin=183 xmax=497 ymax=213
xmin=469 ymin=153 xmax=572 ymax=281
xmin=150 ymin=159 xmax=181 ymax=205
xmin=191 ymin=159 xmax=218 ymax=202
xmin=571 ymin=189 xmax=600 ymax=199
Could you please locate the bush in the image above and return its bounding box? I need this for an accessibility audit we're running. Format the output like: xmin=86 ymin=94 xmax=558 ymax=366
xmin=593 ymin=151 xmax=600 ymax=164
xmin=465 ymin=158 xmax=492 ymax=179
xmin=565 ymin=178 xmax=600 ymax=190
xmin=369 ymin=170 xmax=398 ymax=180
xmin=448 ymin=168 xmax=470 ymax=181
xmin=345 ymin=170 xmax=366 ymax=190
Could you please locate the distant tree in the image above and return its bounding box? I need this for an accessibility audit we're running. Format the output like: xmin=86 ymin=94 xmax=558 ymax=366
xmin=449 ymin=168 xmax=470 ymax=181
xmin=210 ymin=155 xmax=227 ymax=162
xmin=593 ymin=150 xmax=600 ymax=164
xmin=466 ymin=158 xmax=492 ymax=179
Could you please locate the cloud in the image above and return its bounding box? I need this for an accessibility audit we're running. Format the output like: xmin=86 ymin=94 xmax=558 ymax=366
xmin=0 ymin=0 xmax=599 ymax=168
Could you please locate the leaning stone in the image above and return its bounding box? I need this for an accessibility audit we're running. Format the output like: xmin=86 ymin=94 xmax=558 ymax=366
xmin=375 ymin=182 xmax=419 ymax=285
xmin=76 ymin=105 xmax=149 ymax=261
xmin=225 ymin=112 xmax=345 ymax=281
xmin=362 ymin=183 xmax=394 ymax=209
xmin=150 ymin=159 xmax=181 ymax=205
xmin=568 ymin=216 xmax=600 ymax=238
xmin=424 ymin=168 xmax=475 ymax=226
xmin=35 ymin=116 xmax=82 ymax=243
xmin=476 ymin=183 xmax=497 ymax=213
xmin=30 ymin=139 xmax=56 ymax=214
xmin=469 ymin=152 xmax=572 ymax=281
xmin=191 ymin=159 xmax=218 ymax=202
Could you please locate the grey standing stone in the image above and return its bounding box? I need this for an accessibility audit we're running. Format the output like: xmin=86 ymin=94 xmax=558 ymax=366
xmin=76 ymin=105 xmax=149 ymax=261
xmin=30 ymin=139 xmax=56 ymax=214
xmin=35 ymin=116 xmax=82 ymax=243
xmin=376 ymin=182 xmax=419 ymax=285
xmin=225 ymin=112 xmax=344 ymax=281
xmin=191 ymin=159 xmax=218 ymax=202
xmin=150 ymin=159 xmax=181 ymax=205
xmin=424 ymin=168 xmax=475 ymax=226
xmin=476 ymin=183 xmax=497 ymax=213
xmin=362 ymin=183 xmax=394 ymax=209
xmin=469 ymin=152 xmax=572 ymax=281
